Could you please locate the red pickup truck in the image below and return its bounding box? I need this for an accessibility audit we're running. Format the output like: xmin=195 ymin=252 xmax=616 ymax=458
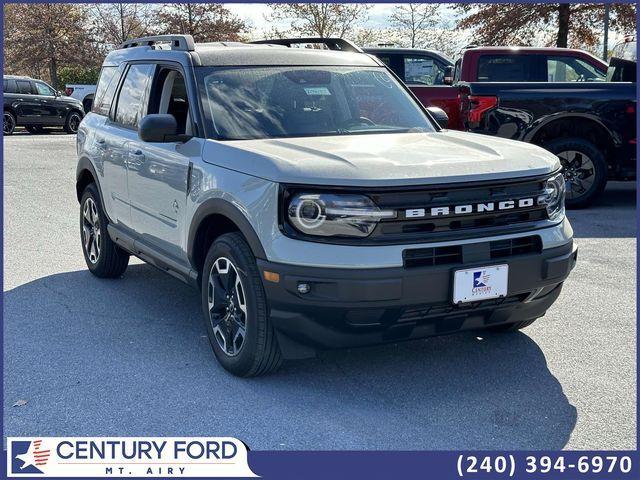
xmin=366 ymin=46 xmax=608 ymax=130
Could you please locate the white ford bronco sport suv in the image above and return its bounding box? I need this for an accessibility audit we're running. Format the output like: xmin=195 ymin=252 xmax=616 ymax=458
xmin=76 ymin=35 xmax=577 ymax=376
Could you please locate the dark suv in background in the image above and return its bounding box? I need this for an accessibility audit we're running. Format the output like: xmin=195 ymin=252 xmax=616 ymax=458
xmin=3 ymin=75 xmax=84 ymax=135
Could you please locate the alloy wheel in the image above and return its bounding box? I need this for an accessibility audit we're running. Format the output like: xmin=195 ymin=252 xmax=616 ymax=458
xmin=82 ymin=198 xmax=101 ymax=264
xmin=3 ymin=113 xmax=15 ymax=134
xmin=69 ymin=113 xmax=81 ymax=133
xmin=207 ymin=257 xmax=248 ymax=357
xmin=557 ymin=150 xmax=596 ymax=200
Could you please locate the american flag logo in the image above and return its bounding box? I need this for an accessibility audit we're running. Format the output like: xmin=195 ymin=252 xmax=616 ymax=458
xmin=15 ymin=439 xmax=50 ymax=472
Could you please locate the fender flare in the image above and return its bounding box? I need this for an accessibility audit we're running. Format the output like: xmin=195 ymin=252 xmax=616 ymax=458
xmin=524 ymin=112 xmax=618 ymax=147
xmin=188 ymin=198 xmax=267 ymax=266
xmin=75 ymin=157 xmax=106 ymax=206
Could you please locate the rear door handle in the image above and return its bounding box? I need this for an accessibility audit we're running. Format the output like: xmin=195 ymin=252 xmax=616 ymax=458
xmin=131 ymin=150 xmax=146 ymax=162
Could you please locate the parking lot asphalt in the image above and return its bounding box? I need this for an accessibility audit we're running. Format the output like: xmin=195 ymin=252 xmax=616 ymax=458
xmin=3 ymin=132 xmax=636 ymax=450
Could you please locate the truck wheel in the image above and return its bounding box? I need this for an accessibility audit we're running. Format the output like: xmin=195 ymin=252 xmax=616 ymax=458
xmin=80 ymin=183 xmax=129 ymax=278
xmin=544 ymin=137 xmax=607 ymax=208
xmin=3 ymin=111 xmax=16 ymax=135
xmin=64 ymin=111 xmax=82 ymax=134
xmin=488 ymin=319 xmax=537 ymax=332
xmin=201 ymin=232 xmax=282 ymax=377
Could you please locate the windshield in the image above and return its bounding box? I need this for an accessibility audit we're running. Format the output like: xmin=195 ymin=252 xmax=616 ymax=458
xmin=196 ymin=66 xmax=436 ymax=140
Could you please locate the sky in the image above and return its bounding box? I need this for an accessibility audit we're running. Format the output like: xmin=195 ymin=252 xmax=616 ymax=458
xmin=227 ymin=3 xmax=459 ymax=36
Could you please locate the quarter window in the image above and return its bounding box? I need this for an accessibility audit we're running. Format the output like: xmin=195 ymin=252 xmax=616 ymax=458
xmin=93 ymin=66 xmax=122 ymax=116
xmin=114 ymin=64 xmax=153 ymax=128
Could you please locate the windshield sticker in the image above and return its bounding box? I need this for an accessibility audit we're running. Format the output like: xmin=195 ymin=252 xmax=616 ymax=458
xmin=304 ymin=87 xmax=331 ymax=96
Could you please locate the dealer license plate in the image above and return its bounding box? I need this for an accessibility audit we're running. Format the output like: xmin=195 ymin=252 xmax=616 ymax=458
xmin=453 ymin=264 xmax=508 ymax=304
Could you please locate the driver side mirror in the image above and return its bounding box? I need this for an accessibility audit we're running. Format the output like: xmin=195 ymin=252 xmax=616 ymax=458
xmin=443 ymin=66 xmax=454 ymax=85
xmin=426 ymin=107 xmax=449 ymax=129
xmin=139 ymin=114 xmax=192 ymax=143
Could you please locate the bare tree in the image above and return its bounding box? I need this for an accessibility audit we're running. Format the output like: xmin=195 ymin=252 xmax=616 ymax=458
xmin=92 ymin=3 xmax=154 ymax=48
xmin=266 ymin=3 xmax=370 ymax=38
xmin=457 ymin=3 xmax=636 ymax=49
xmin=389 ymin=3 xmax=440 ymax=48
xmin=155 ymin=4 xmax=247 ymax=42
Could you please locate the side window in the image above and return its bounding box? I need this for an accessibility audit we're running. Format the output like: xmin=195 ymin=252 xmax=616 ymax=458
xmin=372 ymin=53 xmax=404 ymax=79
xmin=147 ymin=68 xmax=191 ymax=135
xmin=403 ymin=55 xmax=444 ymax=85
xmin=16 ymin=80 xmax=33 ymax=94
xmin=477 ymin=55 xmax=543 ymax=82
xmin=92 ymin=66 xmax=123 ymax=116
xmin=35 ymin=81 xmax=56 ymax=96
xmin=547 ymin=56 xmax=605 ymax=82
xmin=4 ymin=80 xmax=17 ymax=93
xmin=114 ymin=64 xmax=153 ymax=128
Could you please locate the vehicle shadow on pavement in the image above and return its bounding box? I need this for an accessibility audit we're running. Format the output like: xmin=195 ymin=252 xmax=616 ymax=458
xmin=567 ymin=182 xmax=636 ymax=238
xmin=4 ymin=264 xmax=576 ymax=451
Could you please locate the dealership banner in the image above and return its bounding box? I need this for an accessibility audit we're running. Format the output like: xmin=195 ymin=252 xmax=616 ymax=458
xmin=7 ymin=437 xmax=258 ymax=477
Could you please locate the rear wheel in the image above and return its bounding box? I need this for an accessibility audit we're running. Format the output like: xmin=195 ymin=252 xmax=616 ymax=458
xmin=544 ymin=137 xmax=607 ymax=208
xmin=3 ymin=111 xmax=16 ymax=135
xmin=64 ymin=111 xmax=82 ymax=134
xmin=80 ymin=183 xmax=129 ymax=278
xmin=201 ymin=232 xmax=282 ymax=377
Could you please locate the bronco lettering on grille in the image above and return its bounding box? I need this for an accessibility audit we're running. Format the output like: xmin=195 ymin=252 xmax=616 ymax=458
xmin=404 ymin=198 xmax=535 ymax=219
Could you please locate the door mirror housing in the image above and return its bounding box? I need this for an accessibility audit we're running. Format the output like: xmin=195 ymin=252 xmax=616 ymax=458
xmin=139 ymin=114 xmax=192 ymax=143
xmin=426 ymin=106 xmax=449 ymax=129
xmin=443 ymin=66 xmax=454 ymax=85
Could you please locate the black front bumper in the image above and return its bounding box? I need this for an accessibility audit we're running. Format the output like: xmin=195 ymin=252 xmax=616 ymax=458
xmin=258 ymin=241 xmax=577 ymax=358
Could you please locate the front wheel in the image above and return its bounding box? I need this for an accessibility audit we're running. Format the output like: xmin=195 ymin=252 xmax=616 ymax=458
xmin=64 ymin=111 xmax=82 ymax=134
xmin=544 ymin=137 xmax=607 ymax=208
xmin=201 ymin=232 xmax=282 ymax=377
xmin=3 ymin=111 xmax=16 ymax=135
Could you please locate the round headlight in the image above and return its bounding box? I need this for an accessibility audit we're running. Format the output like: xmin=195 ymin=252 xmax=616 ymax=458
xmin=287 ymin=193 xmax=395 ymax=238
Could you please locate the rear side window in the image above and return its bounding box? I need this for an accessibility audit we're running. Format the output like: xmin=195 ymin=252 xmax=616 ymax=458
xmin=16 ymin=80 xmax=33 ymax=94
xmin=477 ymin=55 xmax=544 ymax=82
xmin=92 ymin=66 xmax=122 ymax=116
xmin=114 ymin=64 xmax=153 ymax=128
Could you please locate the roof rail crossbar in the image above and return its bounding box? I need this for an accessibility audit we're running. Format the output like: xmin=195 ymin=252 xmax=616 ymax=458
xmin=120 ymin=34 xmax=195 ymax=52
xmin=251 ymin=37 xmax=363 ymax=53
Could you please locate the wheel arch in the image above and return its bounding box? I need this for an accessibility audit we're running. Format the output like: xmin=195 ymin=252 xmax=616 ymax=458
xmin=526 ymin=114 xmax=617 ymax=157
xmin=76 ymin=157 xmax=103 ymax=203
xmin=188 ymin=199 xmax=267 ymax=277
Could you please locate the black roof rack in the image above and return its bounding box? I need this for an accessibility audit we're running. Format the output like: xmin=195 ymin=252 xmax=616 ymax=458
xmin=250 ymin=37 xmax=363 ymax=53
xmin=120 ymin=34 xmax=195 ymax=52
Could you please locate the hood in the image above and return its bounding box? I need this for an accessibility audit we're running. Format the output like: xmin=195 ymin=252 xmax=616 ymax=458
xmin=60 ymin=95 xmax=83 ymax=106
xmin=203 ymin=131 xmax=560 ymax=187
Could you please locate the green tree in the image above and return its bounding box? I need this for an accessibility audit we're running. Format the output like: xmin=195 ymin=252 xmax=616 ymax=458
xmin=389 ymin=3 xmax=440 ymax=48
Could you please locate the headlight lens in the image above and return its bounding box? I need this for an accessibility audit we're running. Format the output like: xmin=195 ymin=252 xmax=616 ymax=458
xmin=538 ymin=172 xmax=566 ymax=221
xmin=287 ymin=193 xmax=396 ymax=238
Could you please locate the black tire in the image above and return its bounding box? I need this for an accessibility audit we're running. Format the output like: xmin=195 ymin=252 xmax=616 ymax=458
xmin=487 ymin=318 xmax=537 ymax=332
xmin=3 ymin=111 xmax=16 ymax=135
xmin=80 ymin=183 xmax=129 ymax=278
xmin=201 ymin=232 xmax=282 ymax=377
xmin=25 ymin=125 xmax=44 ymax=134
xmin=543 ymin=137 xmax=607 ymax=208
xmin=64 ymin=110 xmax=82 ymax=134
xmin=83 ymin=97 xmax=93 ymax=113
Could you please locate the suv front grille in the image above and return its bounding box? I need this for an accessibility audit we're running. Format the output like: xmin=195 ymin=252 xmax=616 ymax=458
xmin=368 ymin=176 xmax=550 ymax=243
